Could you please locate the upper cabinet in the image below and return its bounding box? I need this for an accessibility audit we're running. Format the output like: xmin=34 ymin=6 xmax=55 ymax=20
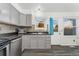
xmin=19 ymin=13 xmax=26 ymax=26
xmin=10 ymin=5 xmax=19 ymax=25
xmin=0 ymin=3 xmax=11 ymax=23
xmin=0 ymin=3 xmax=32 ymax=27
xmin=19 ymin=13 xmax=32 ymax=27
xmin=26 ymin=14 xmax=32 ymax=26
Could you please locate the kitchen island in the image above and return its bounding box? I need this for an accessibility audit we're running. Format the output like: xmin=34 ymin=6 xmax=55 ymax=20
xmin=22 ymin=32 xmax=51 ymax=51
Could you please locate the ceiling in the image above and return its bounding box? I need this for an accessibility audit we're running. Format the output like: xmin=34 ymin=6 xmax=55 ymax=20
xmin=17 ymin=3 xmax=79 ymax=12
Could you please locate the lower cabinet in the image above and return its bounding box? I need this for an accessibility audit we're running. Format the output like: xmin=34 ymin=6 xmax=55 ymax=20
xmin=38 ymin=37 xmax=46 ymax=49
xmin=45 ymin=38 xmax=51 ymax=49
xmin=22 ymin=35 xmax=51 ymax=51
xmin=30 ymin=38 xmax=38 ymax=49
xmin=10 ymin=38 xmax=22 ymax=56
xmin=22 ymin=35 xmax=31 ymax=51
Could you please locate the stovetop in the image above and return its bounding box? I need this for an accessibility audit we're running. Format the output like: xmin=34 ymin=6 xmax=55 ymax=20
xmin=0 ymin=38 xmax=9 ymax=47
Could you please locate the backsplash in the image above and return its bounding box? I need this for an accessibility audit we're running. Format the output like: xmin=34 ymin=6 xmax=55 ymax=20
xmin=0 ymin=24 xmax=16 ymax=34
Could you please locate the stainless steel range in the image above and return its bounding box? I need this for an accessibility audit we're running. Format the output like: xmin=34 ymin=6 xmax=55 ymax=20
xmin=0 ymin=38 xmax=10 ymax=56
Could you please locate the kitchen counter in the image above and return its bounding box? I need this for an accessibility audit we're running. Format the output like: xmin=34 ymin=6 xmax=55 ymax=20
xmin=1 ymin=35 xmax=22 ymax=41
xmin=19 ymin=32 xmax=49 ymax=35
xmin=0 ymin=32 xmax=22 ymax=41
xmin=0 ymin=33 xmax=22 ymax=49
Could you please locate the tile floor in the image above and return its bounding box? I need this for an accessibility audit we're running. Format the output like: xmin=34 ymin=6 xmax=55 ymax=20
xmin=22 ymin=45 xmax=79 ymax=56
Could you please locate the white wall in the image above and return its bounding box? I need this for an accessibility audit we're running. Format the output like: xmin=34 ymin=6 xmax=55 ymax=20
xmin=43 ymin=12 xmax=79 ymax=17
xmin=42 ymin=12 xmax=79 ymax=46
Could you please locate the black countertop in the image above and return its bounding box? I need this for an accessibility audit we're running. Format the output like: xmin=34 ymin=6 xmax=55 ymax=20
xmin=0 ymin=33 xmax=22 ymax=49
xmin=0 ymin=35 xmax=22 ymax=41
xmin=0 ymin=32 xmax=49 ymax=49
xmin=19 ymin=32 xmax=49 ymax=35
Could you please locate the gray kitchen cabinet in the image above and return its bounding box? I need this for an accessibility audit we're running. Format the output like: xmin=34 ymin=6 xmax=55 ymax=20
xmin=30 ymin=35 xmax=38 ymax=49
xmin=38 ymin=35 xmax=51 ymax=49
xmin=19 ymin=14 xmax=32 ymax=26
xmin=19 ymin=13 xmax=26 ymax=26
xmin=10 ymin=5 xmax=19 ymax=25
xmin=45 ymin=37 xmax=51 ymax=49
xmin=0 ymin=3 xmax=11 ymax=23
xmin=22 ymin=35 xmax=31 ymax=51
xmin=26 ymin=14 xmax=32 ymax=26
xmin=0 ymin=4 xmax=32 ymax=26
xmin=38 ymin=37 xmax=46 ymax=49
xmin=16 ymin=11 xmax=20 ymax=25
xmin=22 ymin=35 xmax=51 ymax=51
xmin=10 ymin=38 xmax=22 ymax=56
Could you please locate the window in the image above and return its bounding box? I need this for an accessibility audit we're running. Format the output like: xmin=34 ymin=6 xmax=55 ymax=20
xmin=64 ymin=18 xmax=76 ymax=35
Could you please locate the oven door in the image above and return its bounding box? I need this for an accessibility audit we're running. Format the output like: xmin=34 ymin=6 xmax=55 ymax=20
xmin=0 ymin=44 xmax=9 ymax=56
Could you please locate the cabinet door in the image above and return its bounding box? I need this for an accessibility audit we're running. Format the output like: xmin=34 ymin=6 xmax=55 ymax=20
xmin=38 ymin=36 xmax=46 ymax=49
xmin=22 ymin=35 xmax=31 ymax=51
xmin=0 ymin=3 xmax=10 ymax=23
xmin=25 ymin=35 xmax=31 ymax=49
xmin=11 ymin=5 xmax=19 ymax=25
xmin=30 ymin=35 xmax=38 ymax=49
xmin=45 ymin=36 xmax=51 ymax=49
xmin=26 ymin=14 xmax=32 ymax=26
xmin=16 ymin=10 xmax=20 ymax=25
xmin=20 ymin=13 xmax=26 ymax=26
